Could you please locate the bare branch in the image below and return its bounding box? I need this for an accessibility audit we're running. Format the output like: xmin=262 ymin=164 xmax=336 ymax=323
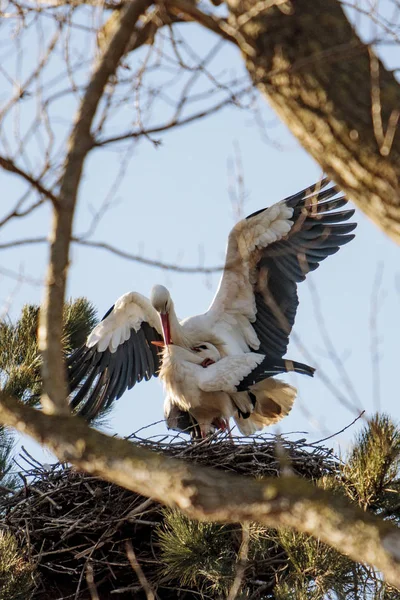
xmin=1 ymin=393 xmax=400 ymax=589
xmin=0 ymin=265 xmax=43 ymax=288
xmin=73 ymin=237 xmax=224 ymax=273
xmin=370 ymin=262 xmax=385 ymax=412
xmin=0 ymin=238 xmax=48 ymax=250
xmin=126 ymin=541 xmax=155 ymax=600
xmin=37 ymin=0 xmax=152 ymax=415
xmin=0 ymin=26 xmax=61 ymax=121
xmin=93 ymin=92 xmax=247 ymax=146
xmin=0 ymin=155 xmax=57 ymax=206
xmin=0 ymin=236 xmax=224 ymax=273
xmin=86 ymin=564 xmax=100 ymax=600
xmin=313 ymin=410 xmax=366 ymax=445
xmin=165 ymin=0 xmax=238 ymax=45
xmin=227 ymin=522 xmax=250 ymax=600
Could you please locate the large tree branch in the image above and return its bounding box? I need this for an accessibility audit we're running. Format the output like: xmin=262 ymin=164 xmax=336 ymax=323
xmin=1 ymin=392 xmax=400 ymax=588
xmin=37 ymin=0 xmax=152 ymax=415
xmin=224 ymin=0 xmax=400 ymax=244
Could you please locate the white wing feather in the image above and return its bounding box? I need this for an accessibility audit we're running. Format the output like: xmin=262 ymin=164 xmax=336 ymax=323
xmin=197 ymin=353 xmax=264 ymax=393
xmin=87 ymin=292 xmax=162 ymax=353
xmin=201 ymin=202 xmax=294 ymax=351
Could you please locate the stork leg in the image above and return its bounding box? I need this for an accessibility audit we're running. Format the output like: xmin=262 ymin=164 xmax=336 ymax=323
xmin=211 ymin=417 xmax=233 ymax=441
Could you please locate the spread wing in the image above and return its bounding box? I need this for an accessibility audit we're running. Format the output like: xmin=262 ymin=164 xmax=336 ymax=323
xmin=204 ymin=179 xmax=356 ymax=357
xmin=67 ymin=292 xmax=163 ymax=419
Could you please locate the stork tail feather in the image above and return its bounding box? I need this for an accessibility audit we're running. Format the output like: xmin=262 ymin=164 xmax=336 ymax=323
xmin=234 ymin=379 xmax=297 ymax=435
xmin=237 ymin=357 xmax=315 ymax=391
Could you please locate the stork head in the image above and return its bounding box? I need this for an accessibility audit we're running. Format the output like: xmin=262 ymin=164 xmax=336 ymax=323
xmin=150 ymin=284 xmax=171 ymax=314
xmin=151 ymin=284 xmax=172 ymax=344
xmin=165 ymin=342 xmax=221 ymax=368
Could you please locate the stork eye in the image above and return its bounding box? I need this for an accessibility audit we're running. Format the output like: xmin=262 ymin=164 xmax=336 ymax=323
xmin=193 ymin=345 xmax=208 ymax=352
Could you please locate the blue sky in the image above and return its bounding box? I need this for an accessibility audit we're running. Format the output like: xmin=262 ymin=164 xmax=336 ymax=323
xmin=1 ymin=4 xmax=399 ymax=464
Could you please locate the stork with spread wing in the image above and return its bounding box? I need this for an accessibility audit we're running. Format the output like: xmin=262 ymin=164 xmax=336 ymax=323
xmin=67 ymin=179 xmax=356 ymax=435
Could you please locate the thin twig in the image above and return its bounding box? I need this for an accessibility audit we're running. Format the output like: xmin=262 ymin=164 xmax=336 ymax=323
xmin=314 ymin=411 xmax=366 ymax=445
xmin=126 ymin=541 xmax=155 ymax=600
xmin=227 ymin=522 xmax=250 ymax=600
xmin=0 ymin=155 xmax=57 ymax=205
xmin=165 ymin=0 xmax=238 ymax=46
xmin=307 ymin=276 xmax=361 ymax=408
xmin=73 ymin=237 xmax=224 ymax=272
xmin=94 ymin=91 xmax=247 ymax=146
xmin=86 ymin=563 xmax=100 ymax=600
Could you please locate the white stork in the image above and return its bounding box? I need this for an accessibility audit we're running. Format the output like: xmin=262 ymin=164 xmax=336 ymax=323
xmin=67 ymin=179 xmax=356 ymax=436
xmin=160 ymin=342 xmax=313 ymax=438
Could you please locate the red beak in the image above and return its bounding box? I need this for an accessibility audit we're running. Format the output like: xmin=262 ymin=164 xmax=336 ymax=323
xmin=160 ymin=313 xmax=172 ymax=345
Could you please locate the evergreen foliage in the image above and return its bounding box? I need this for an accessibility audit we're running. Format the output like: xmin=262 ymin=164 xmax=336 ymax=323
xmin=0 ymin=299 xmax=97 ymax=403
xmin=341 ymin=413 xmax=400 ymax=514
xmin=0 ymin=299 xmax=97 ymax=490
xmin=0 ymin=426 xmax=17 ymax=491
xmin=157 ymin=509 xmax=372 ymax=599
xmin=159 ymin=511 xmax=237 ymax=595
xmin=0 ymin=298 xmax=98 ymax=596
xmin=0 ymin=530 xmax=35 ymax=600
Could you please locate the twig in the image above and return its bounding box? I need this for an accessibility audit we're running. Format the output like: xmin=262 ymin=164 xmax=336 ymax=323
xmin=165 ymin=0 xmax=238 ymax=46
xmin=314 ymin=411 xmax=366 ymax=445
xmin=73 ymin=237 xmax=224 ymax=273
xmin=0 ymin=235 xmax=224 ymax=273
xmin=126 ymin=541 xmax=155 ymax=600
xmin=0 ymin=155 xmax=57 ymax=206
xmin=227 ymin=522 xmax=250 ymax=600
xmin=0 ymin=265 xmax=43 ymax=287
xmin=307 ymin=276 xmax=361 ymax=408
xmin=86 ymin=563 xmax=100 ymax=600
xmin=94 ymin=92 xmax=246 ymax=146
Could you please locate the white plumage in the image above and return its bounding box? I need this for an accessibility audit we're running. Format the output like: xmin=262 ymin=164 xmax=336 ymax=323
xmin=160 ymin=343 xmax=299 ymax=437
xmin=67 ymin=179 xmax=356 ymax=437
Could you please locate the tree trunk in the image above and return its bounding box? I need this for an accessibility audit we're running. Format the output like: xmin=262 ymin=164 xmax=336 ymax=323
xmin=226 ymin=0 xmax=400 ymax=243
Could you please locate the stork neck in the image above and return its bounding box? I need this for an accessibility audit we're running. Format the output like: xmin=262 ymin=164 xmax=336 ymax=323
xmin=168 ymin=303 xmax=190 ymax=347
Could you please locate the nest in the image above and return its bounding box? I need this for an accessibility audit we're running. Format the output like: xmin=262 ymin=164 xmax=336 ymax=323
xmin=0 ymin=432 xmax=338 ymax=600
